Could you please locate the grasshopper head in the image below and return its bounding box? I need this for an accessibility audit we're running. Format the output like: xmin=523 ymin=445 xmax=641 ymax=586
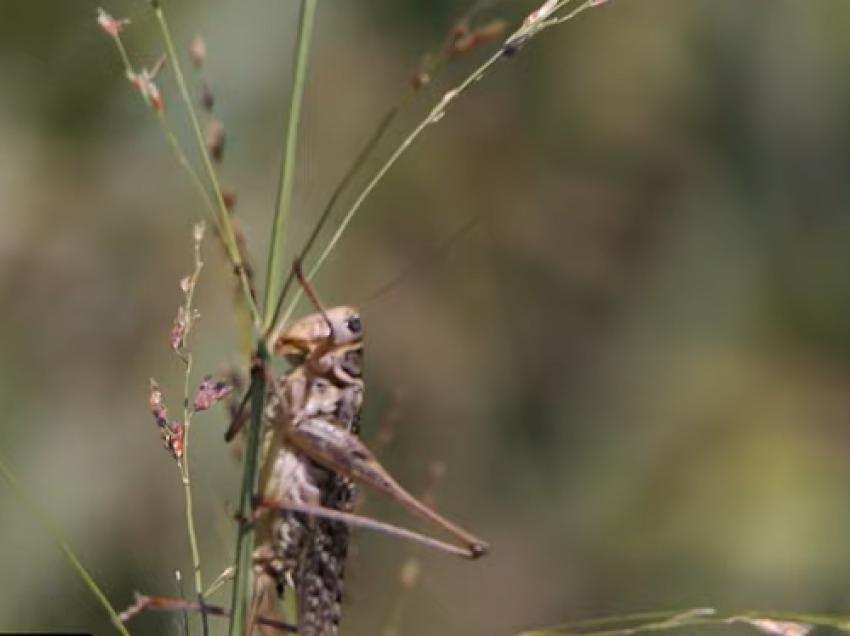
xmin=272 ymin=306 xmax=363 ymax=361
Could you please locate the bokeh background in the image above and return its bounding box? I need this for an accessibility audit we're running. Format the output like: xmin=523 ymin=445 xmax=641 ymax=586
xmin=3 ymin=0 xmax=850 ymax=634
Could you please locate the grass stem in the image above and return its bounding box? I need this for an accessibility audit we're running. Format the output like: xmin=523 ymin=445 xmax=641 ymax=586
xmin=263 ymin=0 xmax=319 ymax=330
xmin=176 ymin=230 xmax=207 ymax=635
xmin=153 ymin=4 xmax=262 ymax=329
xmin=0 ymin=453 xmax=131 ymax=636
xmin=227 ymin=357 xmax=268 ymax=636
xmin=279 ymin=0 xmax=601 ymax=325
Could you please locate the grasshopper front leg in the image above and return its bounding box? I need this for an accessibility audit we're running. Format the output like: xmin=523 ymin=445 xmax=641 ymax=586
xmin=286 ymin=415 xmax=489 ymax=559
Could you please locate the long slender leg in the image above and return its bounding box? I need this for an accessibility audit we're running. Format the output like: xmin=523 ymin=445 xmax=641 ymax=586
xmin=251 ymin=498 xmax=483 ymax=559
xmin=287 ymin=417 xmax=488 ymax=558
xmin=117 ymin=594 xmax=295 ymax=633
xmin=223 ymin=381 xmax=256 ymax=442
xmin=262 ymin=370 xmax=488 ymax=558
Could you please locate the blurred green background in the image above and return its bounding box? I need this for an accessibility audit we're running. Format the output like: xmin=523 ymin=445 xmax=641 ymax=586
xmin=3 ymin=0 xmax=850 ymax=634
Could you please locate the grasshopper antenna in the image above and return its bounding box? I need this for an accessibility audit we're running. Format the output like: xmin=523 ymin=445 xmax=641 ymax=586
xmin=359 ymin=215 xmax=481 ymax=310
xmin=293 ymin=256 xmax=335 ymax=337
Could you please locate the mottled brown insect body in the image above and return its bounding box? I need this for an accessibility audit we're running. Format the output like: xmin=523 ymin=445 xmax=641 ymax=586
xmin=239 ymin=302 xmax=488 ymax=636
xmin=263 ymin=307 xmax=365 ymax=636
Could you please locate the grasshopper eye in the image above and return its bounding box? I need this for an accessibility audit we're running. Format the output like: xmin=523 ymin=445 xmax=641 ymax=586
xmin=345 ymin=315 xmax=362 ymax=336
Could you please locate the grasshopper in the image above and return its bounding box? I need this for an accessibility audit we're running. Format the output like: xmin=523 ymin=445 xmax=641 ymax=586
xmin=231 ymin=262 xmax=489 ymax=636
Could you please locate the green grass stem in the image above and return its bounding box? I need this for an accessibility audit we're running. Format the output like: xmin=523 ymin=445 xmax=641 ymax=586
xmin=176 ymin=228 xmax=208 ymax=635
xmin=227 ymin=357 xmax=268 ymax=636
xmin=279 ymin=0 xmax=602 ymax=325
xmin=0 ymin=453 xmax=132 ymax=636
xmin=153 ymin=4 xmax=262 ymax=330
xmin=518 ymin=607 xmax=850 ymax=636
xmin=263 ymin=0 xmax=319 ymax=330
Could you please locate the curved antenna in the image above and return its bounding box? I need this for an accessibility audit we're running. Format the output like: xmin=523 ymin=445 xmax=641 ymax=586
xmin=358 ymin=215 xmax=482 ymax=311
xmin=265 ymin=0 xmax=508 ymax=337
xmin=292 ymin=256 xmax=334 ymax=338
xmin=266 ymin=107 xmax=403 ymax=340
